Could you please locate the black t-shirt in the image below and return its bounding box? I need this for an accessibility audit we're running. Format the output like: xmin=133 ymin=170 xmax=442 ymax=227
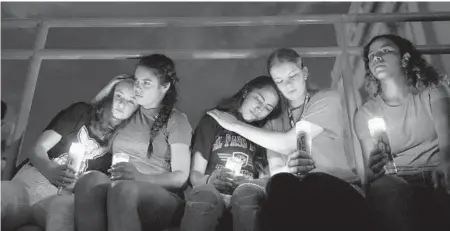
xmin=44 ymin=102 xmax=112 ymax=174
xmin=192 ymin=114 xmax=267 ymax=179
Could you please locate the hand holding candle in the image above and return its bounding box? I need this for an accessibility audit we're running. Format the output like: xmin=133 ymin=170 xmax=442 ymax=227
xmin=57 ymin=143 xmax=86 ymax=194
xmin=207 ymin=168 xmax=235 ymax=194
xmin=109 ymin=154 xmax=141 ymax=181
xmin=368 ymin=117 xmax=397 ymax=175
xmin=225 ymin=156 xmax=244 ymax=176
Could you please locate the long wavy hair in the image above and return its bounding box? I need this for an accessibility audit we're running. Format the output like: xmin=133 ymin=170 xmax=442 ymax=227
xmin=215 ymin=75 xmax=282 ymax=177
xmin=363 ymin=34 xmax=448 ymax=98
xmin=137 ymin=54 xmax=179 ymax=157
xmin=90 ymin=78 xmax=137 ymax=146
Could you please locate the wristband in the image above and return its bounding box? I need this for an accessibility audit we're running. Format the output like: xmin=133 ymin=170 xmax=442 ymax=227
xmin=205 ymin=175 xmax=211 ymax=184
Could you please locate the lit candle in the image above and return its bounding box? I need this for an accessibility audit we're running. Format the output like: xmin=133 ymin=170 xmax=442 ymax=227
xmin=57 ymin=142 xmax=86 ymax=195
xmin=368 ymin=117 xmax=387 ymax=137
xmin=112 ymin=153 xmax=129 ymax=166
xmin=367 ymin=117 xmax=397 ymax=175
xmin=295 ymin=121 xmax=313 ymax=156
xmin=68 ymin=142 xmax=86 ymax=175
xmin=225 ymin=156 xmax=243 ymax=176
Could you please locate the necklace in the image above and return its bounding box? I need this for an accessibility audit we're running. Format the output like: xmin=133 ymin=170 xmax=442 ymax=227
xmin=287 ymin=92 xmax=310 ymax=128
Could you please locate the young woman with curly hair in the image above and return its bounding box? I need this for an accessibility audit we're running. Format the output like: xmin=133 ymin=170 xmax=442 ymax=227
xmin=354 ymin=34 xmax=450 ymax=231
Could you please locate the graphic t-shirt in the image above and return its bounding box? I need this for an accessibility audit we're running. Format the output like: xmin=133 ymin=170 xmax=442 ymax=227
xmin=192 ymin=114 xmax=264 ymax=180
xmin=44 ymin=102 xmax=112 ymax=174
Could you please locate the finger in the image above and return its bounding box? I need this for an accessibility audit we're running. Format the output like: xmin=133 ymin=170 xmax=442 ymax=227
xmin=111 ymin=172 xmax=125 ymax=181
xmin=57 ymin=178 xmax=71 ymax=187
xmin=371 ymin=157 xmax=389 ymax=173
xmin=369 ymin=153 xmax=388 ymax=168
xmin=288 ymin=165 xmax=315 ymax=174
xmin=289 ymin=150 xmax=312 ymax=160
xmin=111 ymin=165 xmax=125 ymax=172
xmin=221 ymin=172 xmax=235 ymax=179
xmin=61 ymin=176 xmax=77 ymax=183
xmin=369 ymin=148 xmax=384 ymax=158
xmin=431 ymin=170 xmax=440 ymax=189
xmin=373 ymin=169 xmax=386 ymax=180
xmin=52 ymin=180 xmax=65 ymax=187
xmin=62 ymin=171 xmax=77 ymax=179
xmin=442 ymin=174 xmax=448 ymax=192
xmin=59 ymin=164 xmax=77 ymax=172
xmin=218 ymin=180 xmax=234 ymax=188
xmin=288 ymin=158 xmax=315 ymax=168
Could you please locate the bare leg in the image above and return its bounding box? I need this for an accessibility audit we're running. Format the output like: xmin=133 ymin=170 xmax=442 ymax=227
xmin=74 ymin=171 xmax=111 ymax=231
xmin=230 ymin=183 xmax=266 ymax=231
xmin=107 ymin=181 xmax=184 ymax=231
xmin=1 ymin=181 xmax=33 ymax=231
xmin=180 ymin=184 xmax=225 ymax=231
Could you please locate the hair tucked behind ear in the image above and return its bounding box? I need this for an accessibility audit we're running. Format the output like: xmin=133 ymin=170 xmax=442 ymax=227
xmin=137 ymin=54 xmax=179 ymax=157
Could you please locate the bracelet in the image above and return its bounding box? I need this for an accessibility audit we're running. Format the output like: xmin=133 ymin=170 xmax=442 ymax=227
xmin=205 ymin=175 xmax=211 ymax=184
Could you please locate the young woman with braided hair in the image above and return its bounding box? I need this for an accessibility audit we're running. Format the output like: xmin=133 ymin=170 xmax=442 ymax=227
xmin=69 ymin=54 xmax=193 ymax=231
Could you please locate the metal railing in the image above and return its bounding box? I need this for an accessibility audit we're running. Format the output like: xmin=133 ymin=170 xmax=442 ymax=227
xmin=2 ymin=11 xmax=450 ymax=182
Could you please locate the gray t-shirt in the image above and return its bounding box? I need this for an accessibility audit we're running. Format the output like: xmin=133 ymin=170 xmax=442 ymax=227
xmin=112 ymin=107 xmax=192 ymax=175
xmin=265 ymin=90 xmax=357 ymax=181
xmin=358 ymin=83 xmax=449 ymax=169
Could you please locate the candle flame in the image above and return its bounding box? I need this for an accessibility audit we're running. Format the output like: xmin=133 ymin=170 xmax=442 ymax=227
xmin=69 ymin=143 xmax=85 ymax=155
xmin=368 ymin=117 xmax=386 ymax=136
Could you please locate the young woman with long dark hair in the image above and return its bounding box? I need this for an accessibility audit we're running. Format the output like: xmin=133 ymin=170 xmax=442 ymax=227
xmin=180 ymin=75 xmax=281 ymax=231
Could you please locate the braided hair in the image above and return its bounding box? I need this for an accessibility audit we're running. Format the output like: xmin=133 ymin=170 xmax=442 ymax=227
xmin=363 ymin=34 xmax=448 ymax=98
xmin=137 ymin=54 xmax=179 ymax=157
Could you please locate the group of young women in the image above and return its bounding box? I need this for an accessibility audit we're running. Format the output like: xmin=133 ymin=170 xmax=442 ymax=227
xmin=2 ymin=34 xmax=450 ymax=231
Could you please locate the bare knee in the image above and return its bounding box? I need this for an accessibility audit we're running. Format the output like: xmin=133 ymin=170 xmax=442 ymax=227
xmin=74 ymin=171 xmax=110 ymax=194
xmin=185 ymin=184 xmax=223 ymax=213
xmin=231 ymin=183 xmax=265 ymax=209
xmin=108 ymin=181 xmax=140 ymax=205
xmin=187 ymin=184 xmax=221 ymax=203
xmin=48 ymin=195 xmax=74 ymax=211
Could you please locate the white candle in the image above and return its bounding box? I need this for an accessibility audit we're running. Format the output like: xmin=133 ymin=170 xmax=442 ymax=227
xmin=225 ymin=157 xmax=243 ymax=176
xmin=112 ymin=153 xmax=129 ymax=166
xmin=368 ymin=117 xmax=387 ymax=137
xmin=68 ymin=143 xmax=86 ymax=174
